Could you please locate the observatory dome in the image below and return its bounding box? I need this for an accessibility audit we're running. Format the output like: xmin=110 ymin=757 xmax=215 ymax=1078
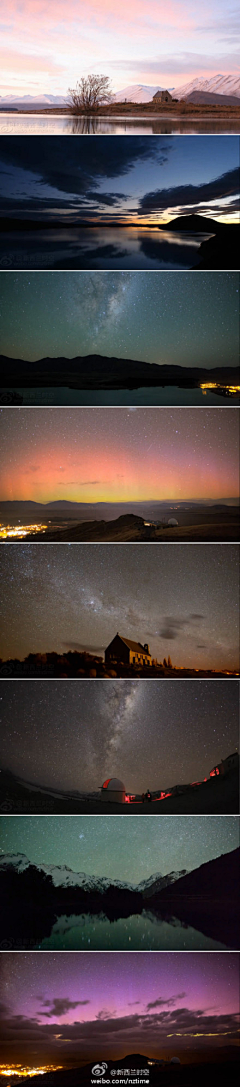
xmin=168 ymin=517 xmax=179 ymax=526
xmin=170 ymin=1057 xmax=181 ymax=1064
xmin=101 ymin=777 xmax=126 ymax=803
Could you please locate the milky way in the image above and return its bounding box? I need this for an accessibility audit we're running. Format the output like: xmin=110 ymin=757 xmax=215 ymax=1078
xmin=0 ymin=544 xmax=238 ymax=669
xmin=0 ymin=680 xmax=238 ymax=792
xmin=0 ymin=272 xmax=238 ymax=369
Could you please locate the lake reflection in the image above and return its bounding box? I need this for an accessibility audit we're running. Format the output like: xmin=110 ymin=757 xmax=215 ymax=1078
xmin=37 ymin=911 xmax=227 ymax=951
xmin=13 ymin=385 xmax=240 ymax=406
xmin=0 ymin=113 xmax=239 ymax=135
xmin=0 ymin=226 xmax=207 ymax=270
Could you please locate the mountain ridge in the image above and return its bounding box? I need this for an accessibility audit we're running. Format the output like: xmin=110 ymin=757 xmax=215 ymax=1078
xmin=0 ymin=852 xmax=186 ymax=895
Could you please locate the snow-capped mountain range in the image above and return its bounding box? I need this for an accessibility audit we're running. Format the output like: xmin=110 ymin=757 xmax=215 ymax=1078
xmin=113 ymin=75 xmax=240 ymax=101
xmin=175 ymin=74 xmax=240 ymax=99
xmin=0 ymin=94 xmax=67 ymax=109
xmin=0 ymin=75 xmax=239 ymax=109
xmin=0 ymin=853 xmax=187 ymax=896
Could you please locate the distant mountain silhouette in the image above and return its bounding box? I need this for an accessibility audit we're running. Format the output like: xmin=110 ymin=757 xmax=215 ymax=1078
xmin=0 ymin=352 xmax=239 ymax=391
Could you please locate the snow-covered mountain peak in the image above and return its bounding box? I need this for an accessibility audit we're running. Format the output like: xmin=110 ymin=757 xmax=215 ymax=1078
xmin=0 ymin=854 xmax=185 ymax=896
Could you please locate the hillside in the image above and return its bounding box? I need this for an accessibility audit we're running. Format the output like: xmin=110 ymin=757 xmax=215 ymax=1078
xmin=147 ymin=847 xmax=240 ymax=947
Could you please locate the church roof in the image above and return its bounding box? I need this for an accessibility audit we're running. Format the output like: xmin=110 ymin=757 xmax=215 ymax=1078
xmin=117 ymin=635 xmax=151 ymax=654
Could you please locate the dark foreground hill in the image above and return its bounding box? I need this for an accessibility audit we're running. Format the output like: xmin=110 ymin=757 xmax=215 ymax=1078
xmin=6 ymin=1052 xmax=240 ymax=1087
xmin=147 ymin=847 xmax=240 ymax=947
xmin=196 ymin=226 xmax=240 ymax=269
xmin=158 ymin=216 xmax=239 ymax=270
xmin=14 ymin=509 xmax=239 ymax=543
xmin=185 ymin=90 xmax=240 ymax=106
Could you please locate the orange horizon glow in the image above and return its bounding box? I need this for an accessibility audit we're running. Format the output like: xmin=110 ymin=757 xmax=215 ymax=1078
xmin=1 ymin=420 xmax=239 ymax=504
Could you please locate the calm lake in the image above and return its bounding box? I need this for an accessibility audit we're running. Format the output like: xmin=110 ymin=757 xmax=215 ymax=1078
xmin=0 ymin=226 xmax=209 ymax=270
xmin=36 ymin=911 xmax=227 ymax=951
xmin=0 ymin=113 xmax=239 ymax=135
xmin=10 ymin=386 xmax=239 ymax=406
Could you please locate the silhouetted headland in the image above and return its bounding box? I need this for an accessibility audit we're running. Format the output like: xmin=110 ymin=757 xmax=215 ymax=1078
xmin=158 ymin=215 xmax=239 ymax=269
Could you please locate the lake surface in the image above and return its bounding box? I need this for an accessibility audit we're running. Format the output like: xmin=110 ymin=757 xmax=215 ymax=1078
xmin=0 ymin=227 xmax=208 ymax=270
xmin=37 ymin=910 xmax=227 ymax=951
xmin=0 ymin=113 xmax=239 ymax=135
xmin=10 ymin=385 xmax=239 ymax=406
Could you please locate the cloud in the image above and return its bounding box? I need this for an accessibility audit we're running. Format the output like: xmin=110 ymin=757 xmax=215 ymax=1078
xmin=114 ymin=50 xmax=240 ymax=75
xmin=63 ymin=641 xmax=105 ymax=653
xmin=0 ymin=137 xmax=169 ymax=205
xmin=25 ymin=465 xmax=41 ymax=473
xmin=57 ymin=480 xmax=103 ymax=486
xmin=96 ymin=1008 xmax=116 ymax=1020
xmin=138 ymin=166 xmax=239 ymax=215
xmin=40 ymin=997 xmax=90 ymax=1018
xmin=1 ymin=1008 xmax=239 ymax=1054
xmin=190 ymin=613 xmax=205 ymax=619
xmin=146 ymin=993 xmax=186 ymax=1011
xmin=158 ymin=613 xmax=205 ymax=640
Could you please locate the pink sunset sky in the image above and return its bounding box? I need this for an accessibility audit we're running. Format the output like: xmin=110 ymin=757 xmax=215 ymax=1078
xmin=0 ymin=0 xmax=239 ymax=97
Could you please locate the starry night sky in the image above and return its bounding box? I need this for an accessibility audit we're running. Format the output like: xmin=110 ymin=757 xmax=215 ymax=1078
xmin=0 ymin=814 xmax=238 ymax=883
xmin=0 ymin=407 xmax=239 ymax=504
xmin=0 ymin=272 xmax=238 ymax=370
xmin=0 ymin=544 xmax=238 ymax=670
xmin=0 ymin=680 xmax=239 ymax=792
xmin=0 ymin=136 xmax=239 ymax=223
xmin=0 ymin=952 xmax=239 ymax=1065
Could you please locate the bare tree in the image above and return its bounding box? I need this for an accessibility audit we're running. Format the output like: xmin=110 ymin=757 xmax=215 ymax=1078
xmin=68 ymin=75 xmax=113 ymax=113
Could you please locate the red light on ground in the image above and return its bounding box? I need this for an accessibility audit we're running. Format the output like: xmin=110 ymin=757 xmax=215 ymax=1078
xmin=210 ymin=770 xmax=216 ymax=777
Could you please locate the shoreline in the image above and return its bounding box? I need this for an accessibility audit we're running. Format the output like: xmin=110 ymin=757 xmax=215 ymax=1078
xmin=1 ymin=106 xmax=240 ymax=118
